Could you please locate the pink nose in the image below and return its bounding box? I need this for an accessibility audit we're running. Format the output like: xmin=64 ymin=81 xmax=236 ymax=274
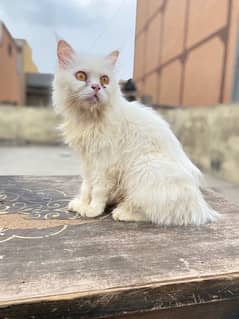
xmin=91 ymin=83 xmax=101 ymax=92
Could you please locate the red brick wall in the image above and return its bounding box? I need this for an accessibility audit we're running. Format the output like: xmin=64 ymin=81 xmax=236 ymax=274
xmin=0 ymin=23 xmax=24 ymax=105
xmin=134 ymin=0 xmax=239 ymax=106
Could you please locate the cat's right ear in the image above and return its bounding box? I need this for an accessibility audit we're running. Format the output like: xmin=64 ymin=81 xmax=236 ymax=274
xmin=57 ymin=40 xmax=74 ymax=68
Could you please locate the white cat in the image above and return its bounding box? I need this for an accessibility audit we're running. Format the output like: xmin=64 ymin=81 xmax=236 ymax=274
xmin=53 ymin=40 xmax=218 ymax=225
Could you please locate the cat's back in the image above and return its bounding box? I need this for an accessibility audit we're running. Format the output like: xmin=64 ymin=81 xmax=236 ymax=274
xmin=120 ymin=100 xmax=171 ymax=136
xmin=119 ymin=99 xmax=201 ymax=180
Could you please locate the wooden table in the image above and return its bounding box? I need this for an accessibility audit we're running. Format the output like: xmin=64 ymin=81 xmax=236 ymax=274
xmin=0 ymin=176 xmax=239 ymax=319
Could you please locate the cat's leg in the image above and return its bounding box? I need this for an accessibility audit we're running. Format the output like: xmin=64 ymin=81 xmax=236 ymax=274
xmin=68 ymin=179 xmax=91 ymax=214
xmin=70 ymin=179 xmax=110 ymax=218
xmin=112 ymin=201 xmax=148 ymax=222
xmin=82 ymin=183 xmax=109 ymax=218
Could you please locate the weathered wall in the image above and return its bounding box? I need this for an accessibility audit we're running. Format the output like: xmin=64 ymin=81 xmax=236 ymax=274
xmin=158 ymin=105 xmax=239 ymax=184
xmin=0 ymin=105 xmax=61 ymax=145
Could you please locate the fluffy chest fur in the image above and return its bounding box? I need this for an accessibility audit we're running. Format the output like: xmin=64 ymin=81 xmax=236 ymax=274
xmin=61 ymin=110 xmax=122 ymax=192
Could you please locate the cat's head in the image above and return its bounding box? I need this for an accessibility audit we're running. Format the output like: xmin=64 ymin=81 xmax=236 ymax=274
xmin=53 ymin=40 xmax=119 ymax=114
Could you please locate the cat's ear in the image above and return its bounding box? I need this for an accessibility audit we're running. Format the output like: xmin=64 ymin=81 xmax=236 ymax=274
xmin=105 ymin=50 xmax=119 ymax=67
xmin=57 ymin=40 xmax=75 ymax=68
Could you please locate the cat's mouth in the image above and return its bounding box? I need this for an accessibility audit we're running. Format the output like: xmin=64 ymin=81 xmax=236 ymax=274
xmin=87 ymin=94 xmax=100 ymax=104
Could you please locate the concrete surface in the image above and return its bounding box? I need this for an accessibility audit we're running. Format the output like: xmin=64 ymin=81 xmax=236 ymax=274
xmin=205 ymin=174 xmax=239 ymax=206
xmin=0 ymin=145 xmax=81 ymax=176
xmin=0 ymin=145 xmax=238 ymax=205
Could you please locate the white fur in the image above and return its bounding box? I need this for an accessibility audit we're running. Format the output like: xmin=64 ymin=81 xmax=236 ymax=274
xmin=53 ymin=45 xmax=218 ymax=225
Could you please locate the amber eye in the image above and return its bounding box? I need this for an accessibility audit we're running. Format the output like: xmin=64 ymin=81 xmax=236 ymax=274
xmin=75 ymin=71 xmax=87 ymax=81
xmin=100 ymin=75 xmax=110 ymax=86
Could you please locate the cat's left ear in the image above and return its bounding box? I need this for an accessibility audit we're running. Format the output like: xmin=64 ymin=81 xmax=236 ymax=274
xmin=57 ymin=40 xmax=75 ymax=68
xmin=105 ymin=50 xmax=119 ymax=67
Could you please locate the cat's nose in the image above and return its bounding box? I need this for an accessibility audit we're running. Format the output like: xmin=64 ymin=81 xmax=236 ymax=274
xmin=91 ymin=83 xmax=101 ymax=92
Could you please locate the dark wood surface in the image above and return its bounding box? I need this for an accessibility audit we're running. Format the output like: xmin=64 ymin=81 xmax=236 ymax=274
xmin=0 ymin=176 xmax=239 ymax=319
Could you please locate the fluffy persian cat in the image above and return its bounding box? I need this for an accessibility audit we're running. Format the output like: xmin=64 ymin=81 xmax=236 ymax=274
xmin=52 ymin=40 xmax=218 ymax=225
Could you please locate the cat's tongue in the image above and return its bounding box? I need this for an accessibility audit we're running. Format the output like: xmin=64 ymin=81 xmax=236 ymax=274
xmin=87 ymin=94 xmax=99 ymax=104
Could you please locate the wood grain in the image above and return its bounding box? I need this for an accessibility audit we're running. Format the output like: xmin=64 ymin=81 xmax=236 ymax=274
xmin=0 ymin=176 xmax=239 ymax=318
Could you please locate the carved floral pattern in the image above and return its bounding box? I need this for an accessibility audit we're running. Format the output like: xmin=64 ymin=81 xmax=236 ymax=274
xmin=0 ymin=177 xmax=79 ymax=243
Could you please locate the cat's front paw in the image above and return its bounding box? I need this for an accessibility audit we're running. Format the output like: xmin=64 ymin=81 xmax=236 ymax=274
xmin=68 ymin=198 xmax=103 ymax=218
xmin=84 ymin=206 xmax=104 ymax=218
xmin=68 ymin=198 xmax=86 ymax=216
